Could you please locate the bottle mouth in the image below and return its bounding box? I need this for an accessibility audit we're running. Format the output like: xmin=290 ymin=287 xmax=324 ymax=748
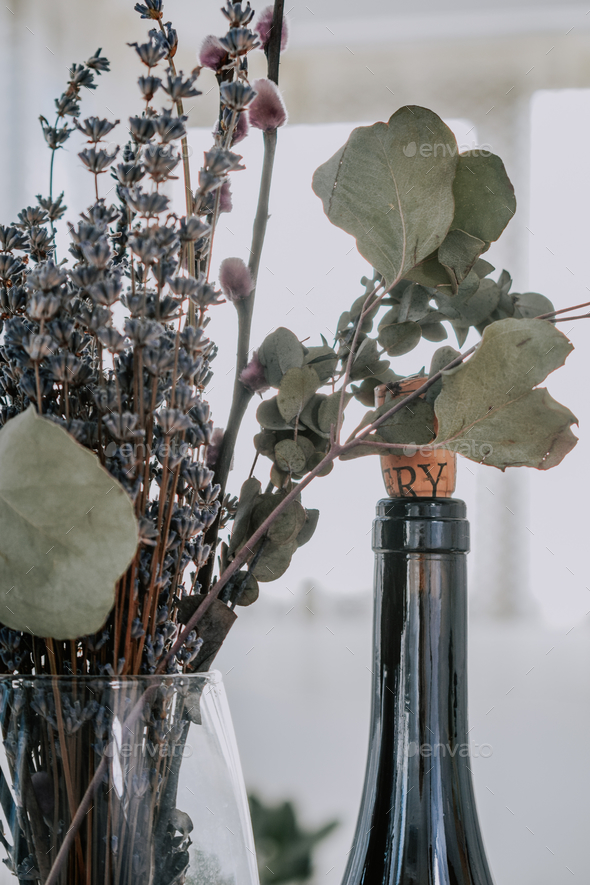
xmin=373 ymin=497 xmax=470 ymax=554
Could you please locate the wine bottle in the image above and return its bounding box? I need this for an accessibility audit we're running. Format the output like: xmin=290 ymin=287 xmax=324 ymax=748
xmin=342 ymin=497 xmax=495 ymax=885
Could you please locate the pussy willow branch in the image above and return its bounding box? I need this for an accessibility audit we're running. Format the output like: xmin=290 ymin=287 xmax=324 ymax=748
xmin=267 ymin=0 xmax=285 ymax=84
xmin=201 ymin=1 xmax=284 ymax=592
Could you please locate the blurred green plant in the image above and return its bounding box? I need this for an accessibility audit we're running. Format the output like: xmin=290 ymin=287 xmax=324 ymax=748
xmin=249 ymin=793 xmax=339 ymax=884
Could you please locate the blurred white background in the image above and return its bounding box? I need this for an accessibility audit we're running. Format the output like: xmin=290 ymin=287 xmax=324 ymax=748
xmin=1 ymin=0 xmax=590 ymax=882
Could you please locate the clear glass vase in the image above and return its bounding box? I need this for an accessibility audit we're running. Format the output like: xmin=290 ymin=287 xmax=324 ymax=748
xmin=0 ymin=671 xmax=259 ymax=885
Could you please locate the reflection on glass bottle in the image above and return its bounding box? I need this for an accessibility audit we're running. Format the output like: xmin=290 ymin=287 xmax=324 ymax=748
xmin=342 ymin=498 xmax=495 ymax=885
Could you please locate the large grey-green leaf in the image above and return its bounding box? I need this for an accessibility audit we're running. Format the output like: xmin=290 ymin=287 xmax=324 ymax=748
xmin=451 ymin=151 xmax=516 ymax=243
xmin=0 ymin=407 xmax=138 ymax=639
xmin=312 ymin=106 xmax=459 ymax=284
xmin=277 ymin=366 xmax=321 ymax=423
xmin=258 ymin=328 xmax=304 ymax=388
xmin=442 ymin=388 xmax=577 ymax=469
xmin=435 ymin=318 xmax=576 ymax=469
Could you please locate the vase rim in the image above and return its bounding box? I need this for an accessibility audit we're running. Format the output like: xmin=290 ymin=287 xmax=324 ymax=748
xmin=0 ymin=669 xmax=222 ymax=684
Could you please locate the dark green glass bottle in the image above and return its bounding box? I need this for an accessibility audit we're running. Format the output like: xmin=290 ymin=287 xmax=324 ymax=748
xmin=342 ymin=497 xmax=495 ymax=885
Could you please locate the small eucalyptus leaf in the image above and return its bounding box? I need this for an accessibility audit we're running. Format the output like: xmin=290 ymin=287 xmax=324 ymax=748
xmin=232 ymin=572 xmax=259 ymax=607
xmin=317 ymin=392 xmax=353 ymax=435
xmin=425 ymin=346 xmax=460 ymax=404
xmin=303 ymin=344 xmax=338 ymax=383
xmin=253 ymin=430 xmax=277 ymax=458
xmin=378 ymin=321 xmax=422 ymax=357
xmin=274 ymin=439 xmax=307 ymax=475
xmin=350 ymin=338 xmax=384 ymax=382
xmin=251 ymin=540 xmax=298 ymax=582
xmin=306 ymin=452 xmax=334 ymax=476
xmin=372 ymin=396 xmax=436 ymax=446
xmin=420 ymin=322 xmax=448 ymax=342
xmin=258 ymin=328 xmax=304 ymax=388
xmin=296 ymin=509 xmax=320 ymax=547
xmin=277 ymin=366 xmax=321 ymax=423
xmin=300 ymin=394 xmax=329 ymax=438
xmin=473 ymin=258 xmax=495 ymax=278
xmin=438 ymin=229 xmax=486 ymax=293
xmin=0 ymin=407 xmax=138 ymax=639
xmin=256 ymin=397 xmax=293 ymax=431
xmin=456 ymin=278 xmax=501 ymax=326
xmin=451 ymin=322 xmax=470 ymax=347
xmin=513 ymin=292 xmax=554 ymax=319
xmin=398 ymin=283 xmax=432 ymax=323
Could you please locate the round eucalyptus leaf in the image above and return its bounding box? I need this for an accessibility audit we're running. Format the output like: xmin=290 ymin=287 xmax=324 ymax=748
xmin=231 ymin=571 xmax=259 ymax=606
xmin=274 ymin=439 xmax=307 ymax=475
xmin=253 ymin=429 xmax=277 ymax=458
xmin=0 ymin=407 xmax=138 ymax=640
xmin=252 ymin=540 xmax=298 ymax=583
xmin=303 ymin=344 xmax=338 ymax=383
xmin=256 ymin=397 xmax=293 ymax=430
xmin=420 ymin=322 xmax=448 ymax=342
xmin=277 ymin=366 xmax=321 ymax=424
xmin=258 ymin=327 xmax=304 ymax=388
xmin=513 ymin=291 xmax=554 ymax=319
xmin=397 ymin=283 xmax=432 ymax=323
xmin=296 ymin=509 xmax=320 ymax=548
xmin=306 ymin=452 xmax=334 ymax=477
xmin=378 ymin=321 xmax=422 ymax=356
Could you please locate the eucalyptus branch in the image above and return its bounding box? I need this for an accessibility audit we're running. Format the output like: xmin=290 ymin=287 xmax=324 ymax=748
xmin=550 ymin=313 xmax=590 ymax=323
xmin=200 ymin=0 xmax=285 ymax=592
xmin=159 ymin=339 xmax=481 ymax=670
xmin=335 ymin=280 xmax=385 ymax=441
